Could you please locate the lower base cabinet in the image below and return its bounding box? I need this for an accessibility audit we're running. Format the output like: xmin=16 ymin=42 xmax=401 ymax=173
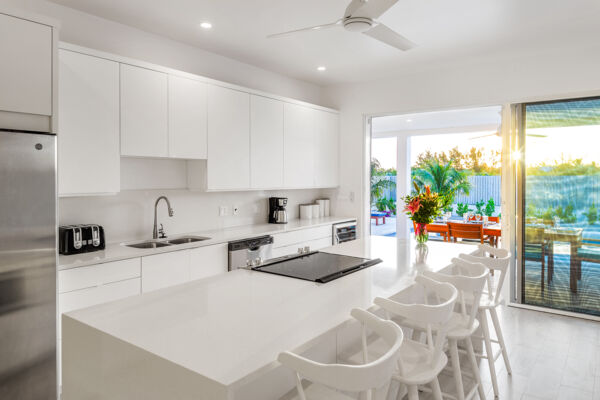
xmin=271 ymin=225 xmax=333 ymax=259
xmin=190 ymin=243 xmax=228 ymax=280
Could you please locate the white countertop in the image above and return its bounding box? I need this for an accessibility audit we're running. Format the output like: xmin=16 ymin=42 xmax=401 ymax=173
xmin=58 ymin=216 xmax=355 ymax=270
xmin=64 ymin=236 xmax=476 ymax=389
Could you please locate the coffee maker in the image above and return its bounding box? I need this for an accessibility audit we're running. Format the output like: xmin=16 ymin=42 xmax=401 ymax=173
xmin=269 ymin=197 xmax=288 ymax=224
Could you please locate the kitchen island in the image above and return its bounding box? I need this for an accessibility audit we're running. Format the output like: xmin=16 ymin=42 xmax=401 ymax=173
xmin=62 ymin=236 xmax=477 ymax=400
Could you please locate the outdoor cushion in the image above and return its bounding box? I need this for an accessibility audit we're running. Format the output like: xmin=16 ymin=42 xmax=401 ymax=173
xmin=577 ymin=245 xmax=600 ymax=262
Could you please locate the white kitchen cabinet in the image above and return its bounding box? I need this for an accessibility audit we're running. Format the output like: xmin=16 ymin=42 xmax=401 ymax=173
xmin=250 ymin=95 xmax=284 ymax=189
xmin=0 ymin=13 xmax=52 ymax=116
xmin=190 ymin=243 xmax=228 ymax=280
xmin=284 ymin=103 xmax=316 ymax=188
xmin=207 ymin=85 xmax=250 ymax=190
xmin=314 ymin=110 xmax=339 ymax=188
xmin=58 ymin=258 xmax=140 ymax=294
xmin=142 ymin=250 xmax=190 ymax=292
xmin=120 ymin=64 xmax=168 ymax=157
xmin=168 ymin=75 xmax=207 ymax=159
xmin=58 ymin=50 xmax=120 ymax=195
xmin=270 ymin=225 xmax=333 ymax=258
xmin=271 ymin=237 xmax=333 ymax=259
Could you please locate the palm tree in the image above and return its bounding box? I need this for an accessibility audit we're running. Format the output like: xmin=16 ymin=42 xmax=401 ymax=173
xmin=412 ymin=159 xmax=471 ymax=209
xmin=371 ymin=158 xmax=396 ymax=205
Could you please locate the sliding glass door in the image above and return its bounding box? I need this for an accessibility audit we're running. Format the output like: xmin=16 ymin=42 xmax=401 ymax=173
xmin=521 ymin=97 xmax=600 ymax=316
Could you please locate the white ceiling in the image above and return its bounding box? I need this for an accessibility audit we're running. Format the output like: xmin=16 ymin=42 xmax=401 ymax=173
xmin=372 ymin=106 xmax=501 ymax=134
xmin=48 ymin=0 xmax=600 ymax=86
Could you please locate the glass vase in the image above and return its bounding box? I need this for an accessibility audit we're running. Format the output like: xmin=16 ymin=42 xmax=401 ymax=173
xmin=415 ymin=222 xmax=429 ymax=243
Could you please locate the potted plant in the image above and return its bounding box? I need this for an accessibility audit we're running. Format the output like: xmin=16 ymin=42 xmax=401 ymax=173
xmin=403 ymin=183 xmax=442 ymax=244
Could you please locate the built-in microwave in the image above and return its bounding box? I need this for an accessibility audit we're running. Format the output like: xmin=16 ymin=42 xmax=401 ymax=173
xmin=332 ymin=220 xmax=357 ymax=245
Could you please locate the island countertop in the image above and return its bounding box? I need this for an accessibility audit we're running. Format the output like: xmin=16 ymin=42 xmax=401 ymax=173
xmin=62 ymin=236 xmax=477 ymax=399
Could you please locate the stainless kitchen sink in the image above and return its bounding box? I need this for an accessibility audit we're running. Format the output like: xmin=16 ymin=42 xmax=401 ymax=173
xmin=126 ymin=241 xmax=173 ymax=249
xmin=167 ymin=236 xmax=211 ymax=245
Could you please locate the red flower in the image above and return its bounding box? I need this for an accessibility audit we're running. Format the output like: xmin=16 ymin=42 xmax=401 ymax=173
xmin=425 ymin=186 xmax=431 ymax=196
xmin=404 ymin=198 xmax=422 ymax=215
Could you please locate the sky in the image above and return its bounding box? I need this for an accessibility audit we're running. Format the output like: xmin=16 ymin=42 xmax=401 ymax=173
xmin=372 ymin=126 xmax=600 ymax=169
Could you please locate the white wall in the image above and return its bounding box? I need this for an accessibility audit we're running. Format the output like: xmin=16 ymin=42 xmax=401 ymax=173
xmin=322 ymin=43 xmax=600 ymax=236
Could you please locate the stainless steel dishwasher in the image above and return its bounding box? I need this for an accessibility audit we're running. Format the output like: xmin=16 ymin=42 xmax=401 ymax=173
xmin=228 ymin=235 xmax=274 ymax=271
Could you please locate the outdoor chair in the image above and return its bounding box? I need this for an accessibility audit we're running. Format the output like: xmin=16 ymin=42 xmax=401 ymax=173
xmin=576 ymin=237 xmax=600 ymax=266
xmin=524 ymin=226 xmax=549 ymax=293
xmin=447 ymin=222 xmax=490 ymax=245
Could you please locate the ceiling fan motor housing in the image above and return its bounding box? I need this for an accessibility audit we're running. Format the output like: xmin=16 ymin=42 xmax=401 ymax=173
xmin=343 ymin=17 xmax=373 ymax=32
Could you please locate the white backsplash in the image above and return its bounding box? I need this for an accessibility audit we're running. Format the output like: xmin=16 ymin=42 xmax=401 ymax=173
xmin=59 ymin=188 xmax=337 ymax=243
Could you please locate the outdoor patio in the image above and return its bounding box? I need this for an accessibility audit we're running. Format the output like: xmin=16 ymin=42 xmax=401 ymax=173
xmin=370 ymin=216 xmax=397 ymax=237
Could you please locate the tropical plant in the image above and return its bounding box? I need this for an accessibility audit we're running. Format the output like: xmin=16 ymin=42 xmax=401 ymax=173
xmin=385 ymin=198 xmax=397 ymax=215
xmin=556 ymin=203 xmax=577 ymax=223
xmin=370 ymin=158 xmax=396 ymax=204
xmin=375 ymin=197 xmax=388 ymax=212
xmin=585 ymin=203 xmax=598 ymax=225
xmin=412 ymin=159 xmax=471 ymax=210
xmin=456 ymin=203 xmax=471 ymax=217
xmin=474 ymin=200 xmax=485 ymax=215
xmin=484 ymin=198 xmax=495 ymax=217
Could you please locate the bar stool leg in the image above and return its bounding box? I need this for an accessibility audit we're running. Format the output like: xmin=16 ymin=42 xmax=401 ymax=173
xmin=406 ymin=385 xmax=419 ymax=400
xmin=490 ymin=307 xmax=512 ymax=375
xmin=465 ymin=336 xmax=486 ymax=400
xmin=449 ymin=338 xmax=465 ymax=400
xmin=480 ymin=310 xmax=499 ymax=398
xmin=431 ymin=377 xmax=443 ymax=400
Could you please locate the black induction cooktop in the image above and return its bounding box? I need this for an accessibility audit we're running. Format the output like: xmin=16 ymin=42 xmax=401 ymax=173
xmin=253 ymin=251 xmax=382 ymax=283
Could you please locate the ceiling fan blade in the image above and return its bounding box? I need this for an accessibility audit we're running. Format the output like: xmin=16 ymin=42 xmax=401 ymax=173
xmin=345 ymin=0 xmax=368 ymax=18
xmin=469 ymin=133 xmax=499 ymax=140
xmin=267 ymin=20 xmax=341 ymax=38
xmin=363 ymin=23 xmax=415 ymax=51
xmin=353 ymin=0 xmax=399 ymax=19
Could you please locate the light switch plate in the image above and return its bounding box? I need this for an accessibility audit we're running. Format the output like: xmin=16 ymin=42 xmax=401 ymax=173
xmin=219 ymin=206 xmax=228 ymax=216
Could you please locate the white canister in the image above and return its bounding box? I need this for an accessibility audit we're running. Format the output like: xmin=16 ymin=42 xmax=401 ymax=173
xmin=316 ymin=199 xmax=326 ymax=217
xmin=324 ymin=199 xmax=330 ymax=217
xmin=300 ymin=204 xmax=313 ymax=220
xmin=311 ymin=204 xmax=320 ymax=219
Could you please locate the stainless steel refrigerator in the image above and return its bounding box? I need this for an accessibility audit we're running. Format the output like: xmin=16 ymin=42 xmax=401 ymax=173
xmin=0 ymin=129 xmax=57 ymax=399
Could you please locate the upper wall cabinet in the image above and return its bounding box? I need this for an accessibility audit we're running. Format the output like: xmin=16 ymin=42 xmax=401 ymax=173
xmin=0 ymin=14 xmax=52 ymax=117
xmin=168 ymin=75 xmax=207 ymax=159
xmin=314 ymin=110 xmax=339 ymax=188
xmin=283 ymin=103 xmax=316 ymax=188
xmin=250 ymin=95 xmax=284 ymax=189
xmin=58 ymin=50 xmax=120 ymax=196
xmin=207 ymin=85 xmax=250 ymax=190
xmin=120 ymin=64 xmax=168 ymax=157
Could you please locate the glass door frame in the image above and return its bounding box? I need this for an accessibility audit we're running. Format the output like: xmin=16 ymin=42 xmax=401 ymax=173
xmin=514 ymin=95 xmax=600 ymax=319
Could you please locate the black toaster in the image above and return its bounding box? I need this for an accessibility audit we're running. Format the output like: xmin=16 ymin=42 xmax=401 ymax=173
xmin=59 ymin=224 xmax=106 ymax=255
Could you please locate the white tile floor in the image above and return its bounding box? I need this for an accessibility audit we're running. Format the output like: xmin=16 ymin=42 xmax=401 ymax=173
xmin=423 ymin=305 xmax=600 ymax=400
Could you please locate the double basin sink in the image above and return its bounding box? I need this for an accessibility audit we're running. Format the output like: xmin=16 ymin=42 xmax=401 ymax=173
xmin=125 ymin=236 xmax=211 ymax=249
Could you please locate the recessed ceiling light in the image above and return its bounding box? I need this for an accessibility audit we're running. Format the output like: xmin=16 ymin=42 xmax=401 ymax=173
xmin=200 ymin=22 xmax=212 ymax=30
xmin=317 ymin=66 xmax=327 ymax=71
xmin=406 ymin=119 xmax=412 ymax=122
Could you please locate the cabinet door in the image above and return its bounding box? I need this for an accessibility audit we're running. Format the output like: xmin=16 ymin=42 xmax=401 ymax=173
xmin=141 ymin=250 xmax=190 ymax=292
xmin=207 ymin=85 xmax=250 ymax=190
xmin=189 ymin=244 xmax=228 ymax=281
xmin=120 ymin=64 xmax=168 ymax=157
xmin=314 ymin=111 xmax=339 ymax=187
xmin=284 ymin=103 xmax=316 ymax=188
xmin=250 ymin=95 xmax=284 ymax=189
xmin=58 ymin=50 xmax=120 ymax=195
xmin=58 ymin=258 xmax=140 ymax=294
xmin=0 ymin=14 xmax=52 ymax=116
xmin=168 ymin=75 xmax=207 ymax=159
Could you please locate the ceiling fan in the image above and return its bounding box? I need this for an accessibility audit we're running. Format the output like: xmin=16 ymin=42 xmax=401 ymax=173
xmin=267 ymin=0 xmax=415 ymax=51
xmin=469 ymin=132 xmax=547 ymax=140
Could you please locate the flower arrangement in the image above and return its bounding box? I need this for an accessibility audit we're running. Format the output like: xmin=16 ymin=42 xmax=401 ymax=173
xmin=403 ymin=182 xmax=443 ymax=243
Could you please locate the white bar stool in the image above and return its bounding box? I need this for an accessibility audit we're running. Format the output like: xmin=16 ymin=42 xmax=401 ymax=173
xmin=421 ymin=258 xmax=489 ymax=400
xmin=459 ymin=244 xmax=512 ymax=399
xmin=278 ymin=308 xmax=404 ymax=400
xmin=374 ymin=275 xmax=458 ymax=400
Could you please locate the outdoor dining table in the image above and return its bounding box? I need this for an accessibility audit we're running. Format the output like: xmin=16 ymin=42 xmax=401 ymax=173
xmin=540 ymin=227 xmax=584 ymax=293
xmin=426 ymin=219 xmax=502 ymax=246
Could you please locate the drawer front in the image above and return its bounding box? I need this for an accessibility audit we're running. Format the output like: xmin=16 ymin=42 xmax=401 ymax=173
xmin=59 ymin=258 xmax=141 ymax=293
xmin=270 ymin=237 xmax=333 ymax=259
xmin=190 ymin=244 xmax=228 ymax=281
xmin=272 ymin=225 xmax=332 ymax=248
xmin=58 ymin=277 xmax=141 ymax=338
xmin=141 ymin=250 xmax=190 ymax=293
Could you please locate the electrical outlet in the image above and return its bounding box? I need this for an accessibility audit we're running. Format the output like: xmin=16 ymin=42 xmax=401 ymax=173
xmin=232 ymin=205 xmax=239 ymax=216
xmin=349 ymin=191 xmax=355 ymax=202
xmin=219 ymin=206 xmax=228 ymax=217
